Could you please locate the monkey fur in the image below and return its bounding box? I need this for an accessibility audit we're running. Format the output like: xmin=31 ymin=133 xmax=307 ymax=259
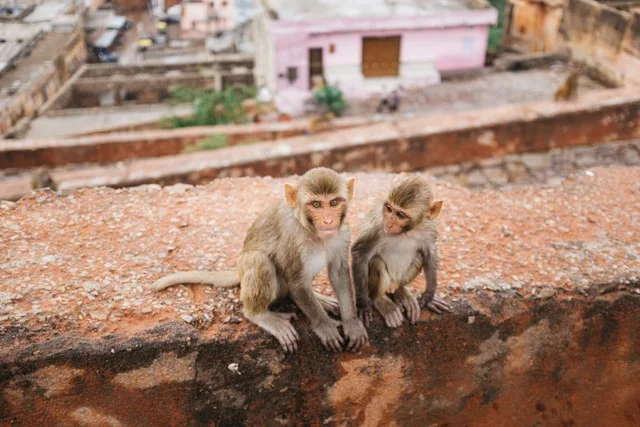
xmin=554 ymin=70 xmax=579 ymax=101
xmin=151 ymin=167 xmax=368 ymax=353
xmin=351 ymin=174 xmax=452 ymax=328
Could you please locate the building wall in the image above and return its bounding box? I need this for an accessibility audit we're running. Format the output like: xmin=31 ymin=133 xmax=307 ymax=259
xmin=271 ymin=25 xmax=491 ymax=115
xmin=271 ymin=10 xmax=496 ymax=106
xmin=181 ymin=0 xmax=237 ymax=38
xmin=503 ymin=0 xmax=565 ymax=53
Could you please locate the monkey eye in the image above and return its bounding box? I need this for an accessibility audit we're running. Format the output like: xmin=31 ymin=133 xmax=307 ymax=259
xmin=384 ymin=203 xmax=393 ymax=213
xmin=396 ymin=211 xmax=407 ymax=220
xmin=312 ymin=201 xmax=321 ymax=208
xmin=329 ymin=199 xmax=339 ymax=207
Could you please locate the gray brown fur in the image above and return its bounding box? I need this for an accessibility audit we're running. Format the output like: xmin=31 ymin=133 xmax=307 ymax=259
xmin=151 ymin=167 xmax=367 ymax=352
xmin=351 ymin=174 xmax=451 ymax=328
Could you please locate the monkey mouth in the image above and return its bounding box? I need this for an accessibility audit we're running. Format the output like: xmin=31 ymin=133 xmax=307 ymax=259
xmin=316 ymin=228 xmax=339 ymax=238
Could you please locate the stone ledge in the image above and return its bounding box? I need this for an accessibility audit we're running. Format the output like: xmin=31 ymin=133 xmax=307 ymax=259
xmin=1 ymin=167 xmax=639 ymax=424
xmin=0 ymin=116 xmax=375 ymax=170
xmin=25 ymin=86 xmax=640 ymax=193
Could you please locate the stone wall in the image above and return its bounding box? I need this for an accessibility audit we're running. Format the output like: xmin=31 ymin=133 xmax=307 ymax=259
xmin=0 ymin=29 xmax=87 ymax=137
xmin=0 ymin=117 xmax=374 ymax=170
xmin=1 ymin=169 xmax=639 ymax=425
xmin=39 ymin=55 xmax=255 ymax=111
xmin=27 ymin=86 xmax=640 ymax=192
xmin=427 ymin=138 xmax=640 ymax=188
xmin=561 ymin=0 xmax=640 ymax=85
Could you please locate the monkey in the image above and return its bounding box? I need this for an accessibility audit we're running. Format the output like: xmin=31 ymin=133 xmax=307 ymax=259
xmin=30 ymin=167 xmax=57 ymax=191
xmin=150 ymin=167 xmax=368 ymax=353
xmin=554 ymin=70 xmax=579 ymax=101
xmin=351 ymin=174 xmax=452 ymax=328
xmin=307 ymin=111 xmax=335 ymax=134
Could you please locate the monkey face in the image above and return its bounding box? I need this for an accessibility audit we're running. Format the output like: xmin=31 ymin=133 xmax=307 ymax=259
xmin=382 ymin=202 xmax=411 ymax=235
xmin=305 ymin=196 xmax=347 ymax=239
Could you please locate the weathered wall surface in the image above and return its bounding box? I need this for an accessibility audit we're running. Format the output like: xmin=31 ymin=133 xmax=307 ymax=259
xmin=503 ymin=0 xmax=565 ymax=53
xmin=426 ymin=138 xmax=640 ymax=188
xmin=0 ymin=116 xmax=374 ymax=170
xmin=561 ymin=0 xmax=640 ymax=85
xmin=2 ymin=296 xmax=639 ymax=426
xmin=19 ymin=86 xmax=640 ymax=192
xmin=110 ymin=0 xmax=147 ymax=11
xmin=0 ymin=169 xmax=639 ymax=425
xmin=0 ymin=29 xmax=87 ymax=137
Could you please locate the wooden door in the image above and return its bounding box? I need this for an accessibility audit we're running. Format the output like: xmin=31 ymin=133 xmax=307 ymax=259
xmin=308 ymin=47 xmax=324 ymax=88
xmin=362 ymin=36 xmax=401 ymax=78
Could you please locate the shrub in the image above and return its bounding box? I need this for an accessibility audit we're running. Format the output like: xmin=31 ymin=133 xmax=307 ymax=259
xmin=182 ymin=133 xmax=228 ymax=153
xmin=314 ymin=84 xmax=348 ymax=117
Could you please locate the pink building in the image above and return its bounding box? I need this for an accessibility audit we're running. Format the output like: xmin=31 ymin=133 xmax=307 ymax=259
xmin=181 ymin=0 xmax=237 ymax=38
xmin=253 ymin=0 xmax=498 ymax=114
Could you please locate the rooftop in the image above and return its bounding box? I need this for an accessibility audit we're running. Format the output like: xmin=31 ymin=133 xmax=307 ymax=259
xmin=0 ymin=22 xmax=46 ymax=74
xmin=266 ymin=0 xmax=490 ymax=20
xmin=21 ymin=0 xmax=71 ymax=23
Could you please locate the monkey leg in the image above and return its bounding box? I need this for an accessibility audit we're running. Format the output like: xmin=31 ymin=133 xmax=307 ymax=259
xmin=239 ymin=251 xmax=299 ymax=353
xmin=393 ymin=286 xmax=421 ymax=325
xmin=313 ymin=291 xmax=340 ymax=317
xmin=369 ymin=256 xmax=404 ymax=328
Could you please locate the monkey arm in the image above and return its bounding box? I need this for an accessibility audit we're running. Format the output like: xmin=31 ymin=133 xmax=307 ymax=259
xmin=419 ymin=245 xmax=452 ymax=314
xmin=351 ymin=238 xmax=376 ymax=326
xmin=350 ymin=245 xmax=370 ymax=307
xmin=328 ymin=249 xmax=368 ymax=351
xmin=289 ymin=282 xmax=345 ymax=352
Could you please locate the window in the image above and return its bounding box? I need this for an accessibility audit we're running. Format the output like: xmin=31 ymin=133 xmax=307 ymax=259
xmin=362 ymin=36 xmax=401 ymax=78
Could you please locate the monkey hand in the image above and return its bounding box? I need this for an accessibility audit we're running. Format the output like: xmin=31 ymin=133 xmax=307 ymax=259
xmin=342 ymin=318 xmax=368 ymax=352
xmin=312 ymin=318 xmax=344 ymax=352
xmin=419 ymin=292 xmax=452 ymax=314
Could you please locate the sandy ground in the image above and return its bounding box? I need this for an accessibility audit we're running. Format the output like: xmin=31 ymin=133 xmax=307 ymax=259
xmin=1 ymin=166 xmax=639 ymax=351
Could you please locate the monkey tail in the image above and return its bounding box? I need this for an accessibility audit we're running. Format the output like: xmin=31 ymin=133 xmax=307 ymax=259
xmin=150 ymin=270 xmax=240 ymax=291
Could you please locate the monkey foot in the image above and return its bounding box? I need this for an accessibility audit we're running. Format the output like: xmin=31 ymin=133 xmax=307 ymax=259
xmin=374 ymin=296 xmax=404 ymax=328
xmin=312 ymin=318 xmax=344 ymax=352
xmin=342 ymin=318 xmax=368 ymax=352
xmin=394 ymin=287 xmax=421 ymax=324
xmin=246 ymin=311 xmax=299 ymax=353
xmin=422 ymin=295 xmax=453 ymax=314
xmin=313 ymin=291 xmax=340 ymax=317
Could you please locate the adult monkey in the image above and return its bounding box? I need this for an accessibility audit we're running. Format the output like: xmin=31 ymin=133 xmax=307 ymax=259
xmin=151 ymin=168 xmax=368 ymax=352
xmin=352 ymin=174 xmax=452 ymax=328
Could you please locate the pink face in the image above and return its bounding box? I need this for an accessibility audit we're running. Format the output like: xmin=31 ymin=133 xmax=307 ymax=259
xmin=382 ymin=202 xmax=411 ymax=235
xmin=304 ymin=195 xmax=347 ymax=239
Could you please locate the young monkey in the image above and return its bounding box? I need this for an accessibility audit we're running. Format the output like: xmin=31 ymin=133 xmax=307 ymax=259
xmin=351 ymin=174 xmax=452 ymax=328
xmin=150 ymin=167 xmax=368 ymax=353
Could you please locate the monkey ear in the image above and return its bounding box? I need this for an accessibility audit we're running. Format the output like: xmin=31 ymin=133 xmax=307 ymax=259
xmin=284 ymin=183 xmax=297 ymax=208
xmin=429 ymin=200 xmax=443 ymax=219
xmin=346 ymin=177 xmax=356 ymax=200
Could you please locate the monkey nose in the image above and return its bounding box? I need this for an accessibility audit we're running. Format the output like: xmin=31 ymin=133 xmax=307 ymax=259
xmin=323 ymin=218 xmax=333 ymax=224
